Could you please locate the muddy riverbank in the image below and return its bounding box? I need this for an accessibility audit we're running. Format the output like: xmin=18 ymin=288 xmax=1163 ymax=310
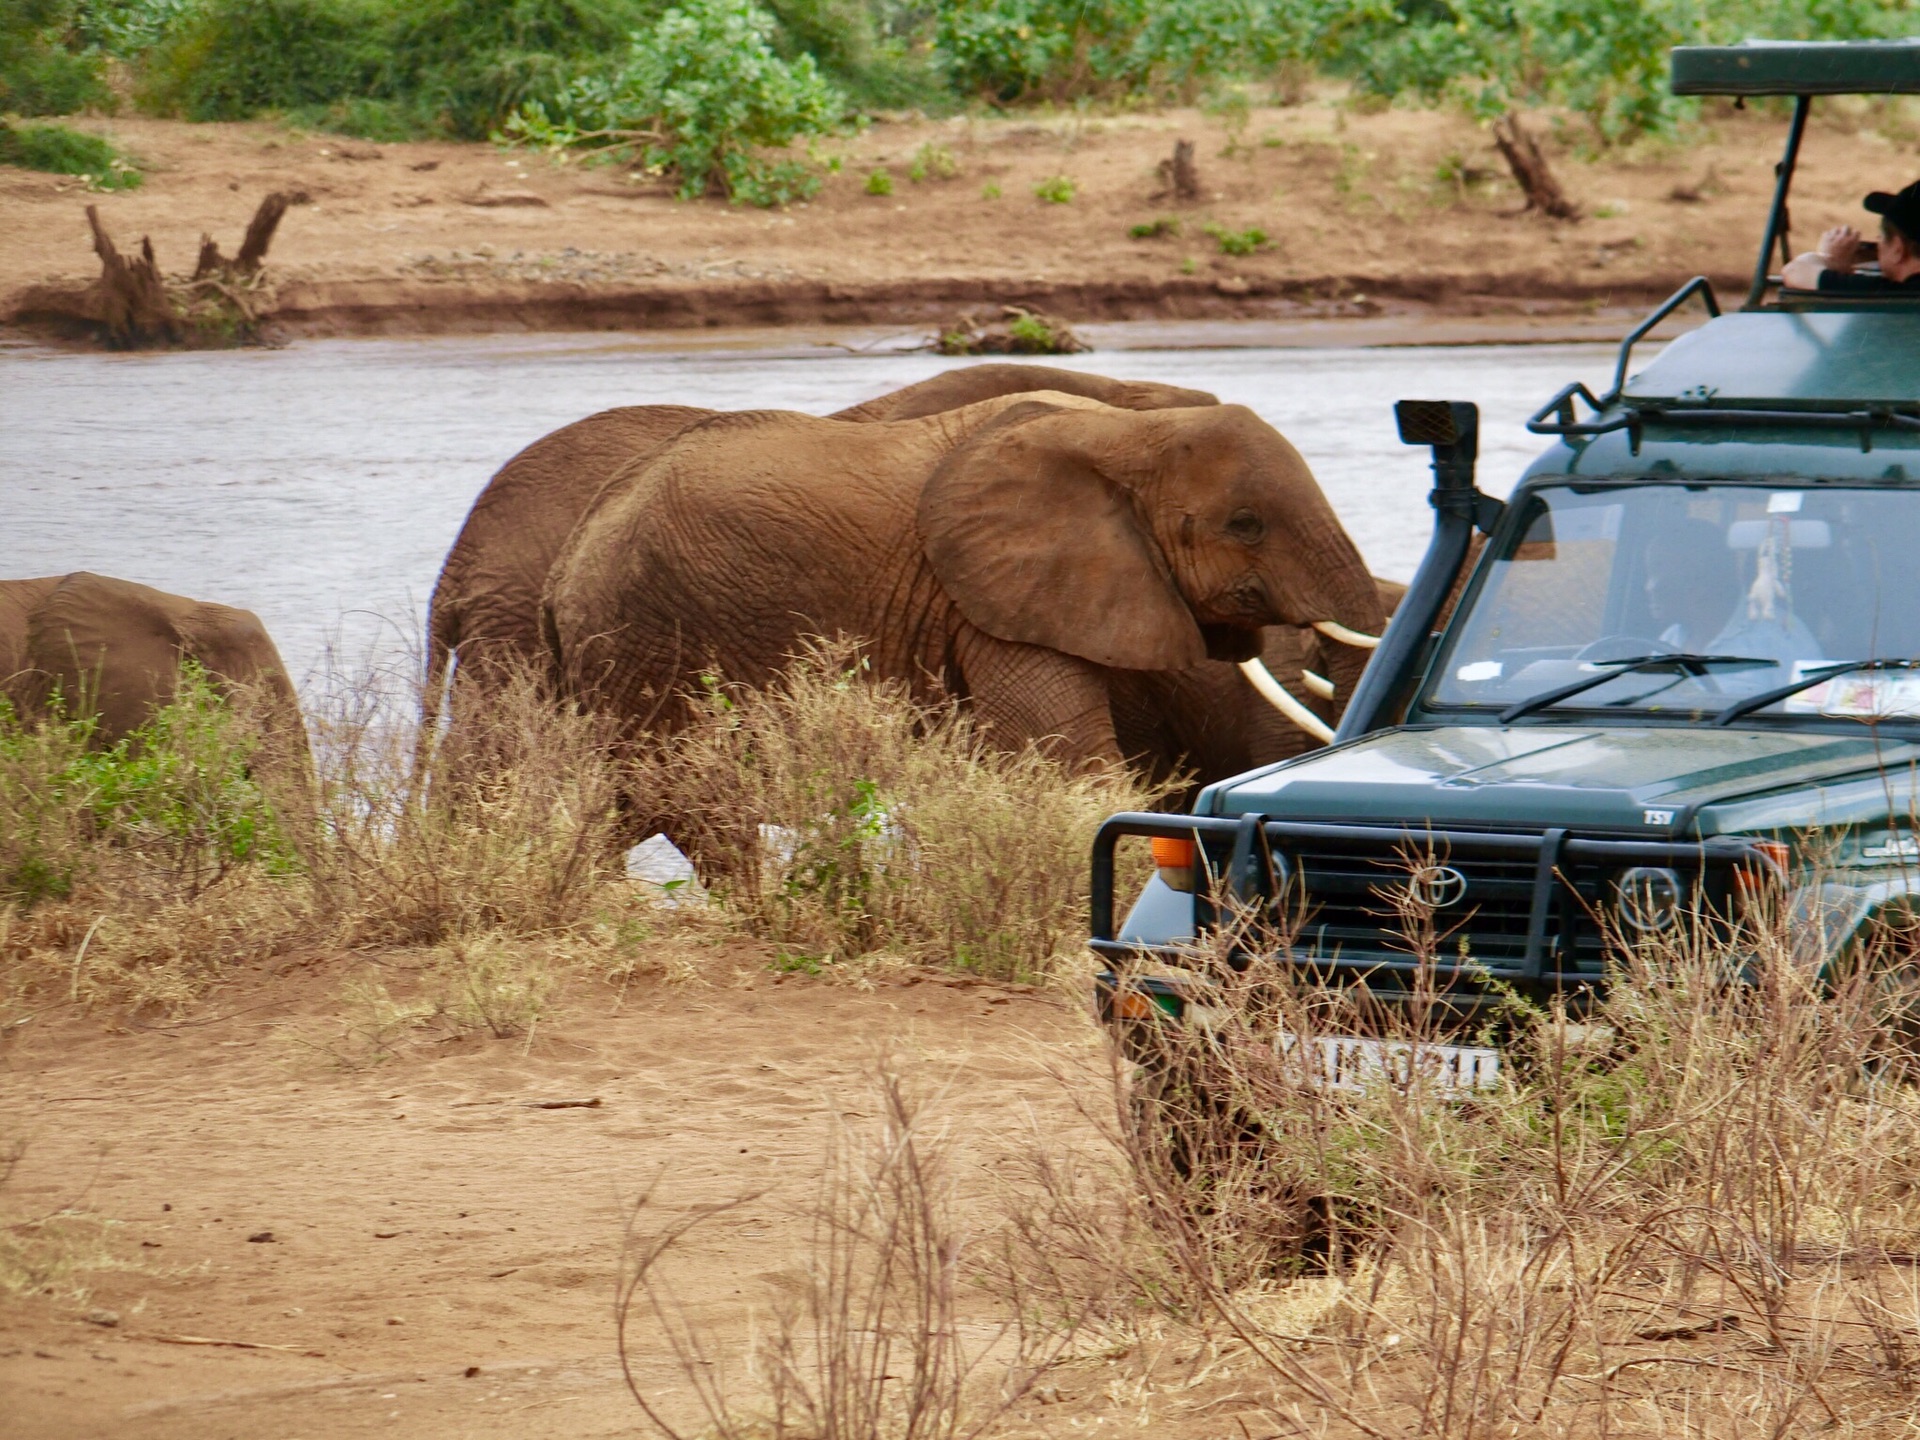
xmin=8 ymin=97 xmax=1904 ymax=344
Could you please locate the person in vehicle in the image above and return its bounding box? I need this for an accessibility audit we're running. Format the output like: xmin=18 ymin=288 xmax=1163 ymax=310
xmin=1782 ymin=180 xmax=1920 ymax=292
xmin=1642 ymin=519 xmax=1742 ymax=651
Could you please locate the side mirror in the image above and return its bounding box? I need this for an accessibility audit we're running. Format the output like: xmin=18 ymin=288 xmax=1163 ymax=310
xmin=1395 ymin=399 xmax=1500 ymax=532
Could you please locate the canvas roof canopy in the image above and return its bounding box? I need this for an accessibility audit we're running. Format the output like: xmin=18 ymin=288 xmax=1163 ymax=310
xmin=1672 ymin=40 xmax=1920 ymax=97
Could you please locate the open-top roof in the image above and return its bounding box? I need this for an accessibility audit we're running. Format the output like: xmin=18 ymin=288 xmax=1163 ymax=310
xmin=1673 ymin=39 xmax=1920 ymax=97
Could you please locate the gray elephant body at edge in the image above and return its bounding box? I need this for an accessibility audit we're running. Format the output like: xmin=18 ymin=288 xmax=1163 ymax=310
xmin=0 ymin=571 xmax=305 ymax=755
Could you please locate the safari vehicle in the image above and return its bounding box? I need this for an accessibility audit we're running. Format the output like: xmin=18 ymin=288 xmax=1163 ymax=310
xmin=1091 ymin=39 xmax=1920 ymax=1091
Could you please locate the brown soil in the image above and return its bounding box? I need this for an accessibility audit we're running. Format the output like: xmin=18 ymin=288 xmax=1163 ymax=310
xmin=0 ymin=950 xmax=1112 ymax=1439
xmin=6 ymin=98 xmax=1917 ymax=343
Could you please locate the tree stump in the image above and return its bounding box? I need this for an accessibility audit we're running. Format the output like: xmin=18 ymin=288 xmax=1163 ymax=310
xmin=87 ymin=205 xmax=178 ymax=348
xmin=1491 ymin=113 xmax=1581 ymax=221
xmin=83 ymin=192 xmax=294 ymax=348
xmin=1156 ymin=139 xmax=1201 ymax=202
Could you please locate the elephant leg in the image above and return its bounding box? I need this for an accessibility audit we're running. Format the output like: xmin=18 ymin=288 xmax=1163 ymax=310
xmin=955 ymin=629 xmax=1125 ymax=770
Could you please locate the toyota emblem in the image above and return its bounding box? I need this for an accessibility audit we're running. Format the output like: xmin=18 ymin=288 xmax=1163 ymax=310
xmin=1409 ymin=864 xmax=1469 ymax=909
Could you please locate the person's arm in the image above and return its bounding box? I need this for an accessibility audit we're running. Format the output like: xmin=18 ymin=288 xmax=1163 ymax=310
xmin=1783 ymin=225 xmax=1864 ymax=290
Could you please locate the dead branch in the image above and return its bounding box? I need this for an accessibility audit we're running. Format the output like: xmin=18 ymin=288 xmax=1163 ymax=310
xmin=1491 ymin=113 xmax=1581 ymax=221
xmin=234 ymin=191 xmax=290 ymax=273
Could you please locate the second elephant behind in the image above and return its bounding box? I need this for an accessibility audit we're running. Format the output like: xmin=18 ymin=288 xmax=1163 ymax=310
xmin=543 ymin=393 xmax=1385 ymax=771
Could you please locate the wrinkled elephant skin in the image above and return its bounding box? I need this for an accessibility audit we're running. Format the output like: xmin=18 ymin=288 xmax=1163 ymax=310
xmin=543 ymin=394 xmax=1384 ymax=772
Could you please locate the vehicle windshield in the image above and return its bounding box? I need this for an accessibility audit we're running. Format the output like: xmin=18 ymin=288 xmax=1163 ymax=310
xmin=1426 ymin=483 xmax=1920 ymax=724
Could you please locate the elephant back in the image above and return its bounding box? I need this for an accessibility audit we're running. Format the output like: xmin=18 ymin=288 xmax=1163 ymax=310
xmin=831 ymin=363 xmax=1218 ymax=423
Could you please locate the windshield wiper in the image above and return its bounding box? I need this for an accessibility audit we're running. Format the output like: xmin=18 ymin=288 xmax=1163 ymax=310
xmin=1498 ymin=654 xmax=1775 ymax=724
xmin=1712 ymin=658 xmax=1920 ymax=726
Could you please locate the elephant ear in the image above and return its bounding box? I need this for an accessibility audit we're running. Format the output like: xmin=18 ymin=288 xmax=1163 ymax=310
xmin=917 ymin=402 xmax=1207 ymax=672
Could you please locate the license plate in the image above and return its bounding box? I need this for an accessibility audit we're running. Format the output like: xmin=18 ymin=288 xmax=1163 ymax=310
xmin=1280 ymin=1033 xmax=1503 ymax=1096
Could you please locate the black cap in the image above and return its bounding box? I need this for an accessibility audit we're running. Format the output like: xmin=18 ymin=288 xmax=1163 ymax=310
xmin=1865 ymin=180 xmax=1920 ymax=240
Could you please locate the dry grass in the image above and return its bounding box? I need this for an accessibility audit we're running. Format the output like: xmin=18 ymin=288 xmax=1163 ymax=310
xmin=617 ymin=1064 xmax=1093 ymax=1440
xmin=635 ymin=639 xmax=1165 ymax=983
xmin=0 ymin=637 xmax=1156 ymax=1029
xmin=978 ymin=878 xmax=1920 ymax=1437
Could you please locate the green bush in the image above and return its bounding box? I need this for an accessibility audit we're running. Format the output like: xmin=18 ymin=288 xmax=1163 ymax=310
xmin=140 ymin=0 xmax=385 ymax=122
xmin=1032 ymin=172 xmax=1073 ymax=203
xmin=1 ymin=0 xmax=110 ymax=115
xmin=764 ymin=0 xmax=945 ymax=109
xmin=374 ymin=0 xmax=652 ymax=140
xmin=0 ymin=121 xmax=141 ymax=187
xmin=863 ymin=164 xmax=892 ymax=194
xmin=934 ymin=0 xmax=1300 ymax=105
xmin=502 ymin=0 xmax=848 ymax=205
xmin=0 ymin=670 xmax=294 ymax=912
xmin=1203 ymin=220 xmax=1267 ymax=255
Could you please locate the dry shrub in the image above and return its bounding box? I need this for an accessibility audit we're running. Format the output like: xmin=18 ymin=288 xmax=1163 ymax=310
xmin=0 ymin=671 xmax=309 ymax=1011
xmin=305 ymin=651 xmax=630 ymax=947
xmin=999 ymin=877 xmax=1920 ymax=1436
xmin=618 ymin=1064 xmax=1083 ymax=1440
xmin=638 ymin=639 xmax=1164 ymax=981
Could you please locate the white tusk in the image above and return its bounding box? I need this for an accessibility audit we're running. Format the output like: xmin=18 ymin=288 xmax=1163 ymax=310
xmin=1300 ymin=669 xmax=1335 ymax=700
xmin=1238 ymin=659 xmax=1335 ymax=744
xmin=1313 ymin=619 xmax=1380 ymax=649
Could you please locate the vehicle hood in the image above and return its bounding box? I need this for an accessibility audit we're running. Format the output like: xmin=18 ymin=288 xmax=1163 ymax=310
xmin=1205 ymin=725 xmax=1920 ymax=835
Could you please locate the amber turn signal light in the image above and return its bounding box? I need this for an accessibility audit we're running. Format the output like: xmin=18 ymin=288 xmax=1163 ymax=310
xmin=1150 ymin=836 xmax=1197 ymax=892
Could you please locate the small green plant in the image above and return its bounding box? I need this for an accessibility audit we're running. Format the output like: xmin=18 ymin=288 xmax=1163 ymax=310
xmin=1203 ymin=221 xmax=1269 ymax=256
xmin=501 ymin=0 xmax=848 ymax=206
xmin=907 ymin=140 xmax=957 ymax=181
xmin=1032 ymin=173 xmax=1074 ymax=204
xmin=0 ymin=124 xmax=142 ymax=190
xmin=1128 ymin=216 xmax=1179 ymax=239
xmin=1179 ymin=255 xmax=1197 ymax=275
xmin=980 ymin=179 xmax=1001 ymax=199
xmin=1006 ymin=311 xmax=1055 ymax=350
xmin=864 ymin=165 xmax=894 ymax=195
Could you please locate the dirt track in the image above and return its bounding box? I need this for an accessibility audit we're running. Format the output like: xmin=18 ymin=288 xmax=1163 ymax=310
xmin=0 ymin=954 xmax=1101 ymax=1439
xmin=8 ymin=97 xmax=1917 ymax=341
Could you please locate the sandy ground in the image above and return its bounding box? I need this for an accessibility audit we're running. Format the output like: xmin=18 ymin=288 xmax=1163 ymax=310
xmin=0 ymin=952 xmax=1114 ymax=1440
xmin=6 ymin=97 xmax=1919 ymax=341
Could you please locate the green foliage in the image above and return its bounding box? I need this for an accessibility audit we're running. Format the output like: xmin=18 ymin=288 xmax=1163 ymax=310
xmin=1 ymin=0 xmax=110 ymax=114
xmin=0 ymin=670 xmax=294 ymax=912
xmin=502 ymin=0 xmax=848 ymax=205
xmin=1328 ymin=0 xmax=1916 ymax=142
xmin=139 ymin=0 xmax=385 ymax=121
xmin=1129 ymin=215 xmax=1179 ymax=238
xmin=0 ymin=121 xmax=141 ymax=187
xmin=73 ymin=0 xmax=195 ymax=56
xmin=906 ymin=138 xmax=954 ymax=180
xmin=979 ymin=178 xmax=1000 ymax=199
xmin=864 ymin=164 xmax=892 ymax=193
xmin=138 ymin=0 xmax=651 ymax=138
xmin=1203 ymin=220 xmax=1267 ymax=254
xmin=1031 ymin=171 xmax=1073 ymax=202
xmin=933 ymin=0 xmax=1302 ymax=105
xmin=763 ymin=0 xmax=944 ymax=109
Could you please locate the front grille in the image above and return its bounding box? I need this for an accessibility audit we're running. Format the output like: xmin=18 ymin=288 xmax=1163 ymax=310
xmin=1287 ymin=848 xmax=1611 ymax=974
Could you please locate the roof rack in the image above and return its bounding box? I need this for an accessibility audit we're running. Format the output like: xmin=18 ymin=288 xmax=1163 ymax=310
xmin=1525 ymin=276 xmax=1920 ymax=452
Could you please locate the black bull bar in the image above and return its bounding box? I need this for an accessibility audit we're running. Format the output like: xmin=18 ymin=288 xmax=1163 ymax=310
xmin=1090 ymin=812 xmax=1782 ymax=988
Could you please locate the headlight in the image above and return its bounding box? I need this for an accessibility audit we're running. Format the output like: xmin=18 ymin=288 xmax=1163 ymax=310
xmin=1616 ymin=866 xmax=1681 ymax=933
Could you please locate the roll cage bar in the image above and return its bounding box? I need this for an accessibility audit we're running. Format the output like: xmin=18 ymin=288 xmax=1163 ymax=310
xmin=1672 ymin=41 xmax=1920 ymax=310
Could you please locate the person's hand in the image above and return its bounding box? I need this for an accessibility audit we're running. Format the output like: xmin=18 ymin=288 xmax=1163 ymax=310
xmin=1818 ymin=225 xmax=1864 ymax=272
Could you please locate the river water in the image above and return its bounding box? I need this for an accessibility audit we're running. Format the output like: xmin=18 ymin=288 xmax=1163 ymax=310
xmin=1 ymin=334 xmax=1614 ymax=686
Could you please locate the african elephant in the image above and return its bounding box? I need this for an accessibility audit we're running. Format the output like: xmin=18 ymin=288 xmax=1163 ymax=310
xmin=1112 ymin=577 xmax=1406 ymax=797
xmin=0 ymin=572 xmax=305 ymax=755
xmin=542 ymin=393 xmax=1386 ymax=774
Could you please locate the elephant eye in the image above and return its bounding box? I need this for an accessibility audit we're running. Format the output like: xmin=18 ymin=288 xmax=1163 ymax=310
xmin=1226 ymin=510 xmax=1265 ymax=543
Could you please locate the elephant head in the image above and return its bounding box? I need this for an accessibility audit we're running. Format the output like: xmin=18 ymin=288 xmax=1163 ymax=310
xmin=917 ymin=401 xmax=1385 ymax=709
